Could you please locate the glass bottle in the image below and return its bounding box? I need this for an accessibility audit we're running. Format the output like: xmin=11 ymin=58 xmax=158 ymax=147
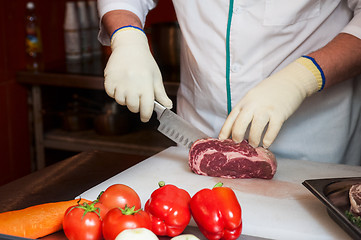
xmin=77 ymin=1 xmax=92 ymax=58
xmin=25 ymin=1 xmax=43 ymax=71
xmin=64 ymin=1 xmax=82 ymax=61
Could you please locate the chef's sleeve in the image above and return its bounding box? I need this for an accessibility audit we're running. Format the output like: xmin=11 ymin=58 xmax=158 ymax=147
xmin=342 ymin=0 xmax=361 ymax=39
xmin=97 ymin=0 xmax=158 ymax=46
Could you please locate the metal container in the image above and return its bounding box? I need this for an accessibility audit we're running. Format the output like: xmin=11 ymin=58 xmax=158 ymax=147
xmin=150 ymin=22 xmax=181 ymax=81
xmin=60 ymin=98 xmax=95 ymax=131
xmin=94 ymin=102 xmax=135 ymax=135
xmin=61 ymin=112 xmax=93 ymax=131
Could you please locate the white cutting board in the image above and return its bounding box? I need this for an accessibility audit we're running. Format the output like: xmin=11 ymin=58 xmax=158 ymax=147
xmin=79 ymin=147 xmax=361 ymax=240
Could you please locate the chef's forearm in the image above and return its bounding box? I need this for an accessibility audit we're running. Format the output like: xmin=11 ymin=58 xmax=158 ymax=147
xmin=308 ymin=33 xmax=361 ymax=89
xmin=102 ymin=10 xmax=142 ymax=37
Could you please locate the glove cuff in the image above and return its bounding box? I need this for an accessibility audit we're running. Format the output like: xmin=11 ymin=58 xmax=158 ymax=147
xmin=110 ymin=25 xmax=148 ymax=50
xmin=296 ymin=56 xmax=326 ymax=91
xmin=110 ymin=25 xmax=145 ymax=42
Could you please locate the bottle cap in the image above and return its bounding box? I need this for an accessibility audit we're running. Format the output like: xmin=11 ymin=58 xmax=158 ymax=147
xmin=26 ymin=2 xmax=35 ymax=10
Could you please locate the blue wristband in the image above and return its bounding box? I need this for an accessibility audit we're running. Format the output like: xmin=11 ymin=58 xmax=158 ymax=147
xmin=302 ymin=55 xmax=326 ymax=91
xmin=110 ymin=25 xmax=145 ymax=42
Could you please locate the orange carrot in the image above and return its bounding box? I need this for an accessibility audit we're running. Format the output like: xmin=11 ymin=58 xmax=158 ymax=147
xmin=0 ymin=198 xmax=90 ymax=239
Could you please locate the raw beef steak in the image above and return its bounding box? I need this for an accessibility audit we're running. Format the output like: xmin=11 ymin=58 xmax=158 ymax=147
xmin=349 ymin=183 xmax=361 ymax=216
xmin=189 ymin=138 xmax=277 ymax=179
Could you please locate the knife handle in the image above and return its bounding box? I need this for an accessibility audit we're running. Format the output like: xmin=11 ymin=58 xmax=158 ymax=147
xmin=154 ymin=101 xmax=166 ymax=119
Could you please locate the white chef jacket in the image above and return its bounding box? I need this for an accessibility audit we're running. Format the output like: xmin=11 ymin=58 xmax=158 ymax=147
xmin=98 ymin=0 xmax=361 ymax=165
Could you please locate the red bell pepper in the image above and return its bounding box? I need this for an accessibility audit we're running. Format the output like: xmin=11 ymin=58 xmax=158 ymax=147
xmin=190 ymin=183 xmax=242 ymax=240
xmin=145 ymin=181 xmax=191 ymax=237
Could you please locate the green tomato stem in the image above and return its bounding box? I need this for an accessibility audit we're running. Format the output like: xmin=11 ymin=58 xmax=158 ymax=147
xmin=120 ymin=205 xmax=141 ymax=215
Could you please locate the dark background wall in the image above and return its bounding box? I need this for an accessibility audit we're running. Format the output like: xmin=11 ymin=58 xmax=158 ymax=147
xmin=0 ymin=0 xmax=176 ymax=186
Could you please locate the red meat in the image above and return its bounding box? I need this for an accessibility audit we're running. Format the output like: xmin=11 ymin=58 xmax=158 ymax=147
xmin=189 ymin=138 xmax=277 ymax=179
xmin=349 ymin=183 xmax=361 ymax=216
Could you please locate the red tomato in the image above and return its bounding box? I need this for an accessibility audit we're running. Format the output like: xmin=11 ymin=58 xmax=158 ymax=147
xmin=63 ymin=201 xmax=108 ymax=240
xmin=102 ymin=206 xmax=152 ymax=240
xmin=93 ymin=201 xmax=110 ymax=218
xmin=99 ymin=184 xmax=141 ymax=210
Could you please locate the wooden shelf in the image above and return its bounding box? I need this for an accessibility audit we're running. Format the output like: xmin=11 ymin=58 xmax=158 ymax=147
xmin=17 ymin=65 xmax=180 ymax=169
xmin=16 ymin=70 xmax=180 ymax=96
xmin=44 ymin=128 xmax=176 ymax=157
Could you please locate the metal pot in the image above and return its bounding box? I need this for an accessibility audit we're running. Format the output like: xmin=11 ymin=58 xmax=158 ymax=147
xmin=61 ymin=112 xmax=94 ymax=131
xmin=94 ymin=102 xmax=136 ymax=135
xmin=150 ymin=22 xmax=181 ymax=81
xmin=60 ymin=99 xmax=95 ymax=131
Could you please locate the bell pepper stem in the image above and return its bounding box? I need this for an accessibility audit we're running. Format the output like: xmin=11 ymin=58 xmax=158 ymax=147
xmin=213 ymin=182 xmax=223 ymax=188
xmin=158 ymin=181 xmax=166 ymax=188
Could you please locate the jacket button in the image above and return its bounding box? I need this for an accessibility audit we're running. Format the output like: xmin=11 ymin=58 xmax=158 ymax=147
xmin=231 ymin=63 xmax=241 ymax=73
xmin=233 ymin=5 xmax=243 ymax=14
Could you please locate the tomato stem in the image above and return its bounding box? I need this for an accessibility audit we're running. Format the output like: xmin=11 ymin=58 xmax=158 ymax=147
xmin=67 ymin=201 xmax=103 ymax=220
xmin=120 ymin=205 xmax=141 ymax=215
xmin=96 ymin=191 xmax=104 ymax=200
xmin=158 ymin=181 xmax=166 ymax=188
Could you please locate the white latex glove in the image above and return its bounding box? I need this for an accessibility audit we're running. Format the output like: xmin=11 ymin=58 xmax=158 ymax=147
xmin=219 ymin=57 xmax=324 ymax=148
xmin=104 ymin=26 xmax=173 ymax=122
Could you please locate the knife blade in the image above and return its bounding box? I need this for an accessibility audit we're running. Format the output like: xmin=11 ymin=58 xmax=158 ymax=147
xmin=153 ymin=101 xmax=209 ymax=148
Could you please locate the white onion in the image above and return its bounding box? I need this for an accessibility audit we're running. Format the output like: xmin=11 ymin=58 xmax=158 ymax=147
xmin=171 ymin=234 xmax=200 ymax=240
xmin=115 ymin=228 xmax=159 ymax=240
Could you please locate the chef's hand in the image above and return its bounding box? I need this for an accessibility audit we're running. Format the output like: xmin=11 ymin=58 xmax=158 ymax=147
xmin=219 ymin=57 xmax=325 ymax=148
xmin=104 ymin=26 xmax=173 ymax=122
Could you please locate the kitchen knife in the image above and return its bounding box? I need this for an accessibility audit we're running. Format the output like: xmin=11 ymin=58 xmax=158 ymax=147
xmin=154 ymin=101 xmax=209 ymax=148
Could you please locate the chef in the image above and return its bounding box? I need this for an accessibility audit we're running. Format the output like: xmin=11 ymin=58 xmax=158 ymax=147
xmin=98 ymin=0 xmax=361 ymax=165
